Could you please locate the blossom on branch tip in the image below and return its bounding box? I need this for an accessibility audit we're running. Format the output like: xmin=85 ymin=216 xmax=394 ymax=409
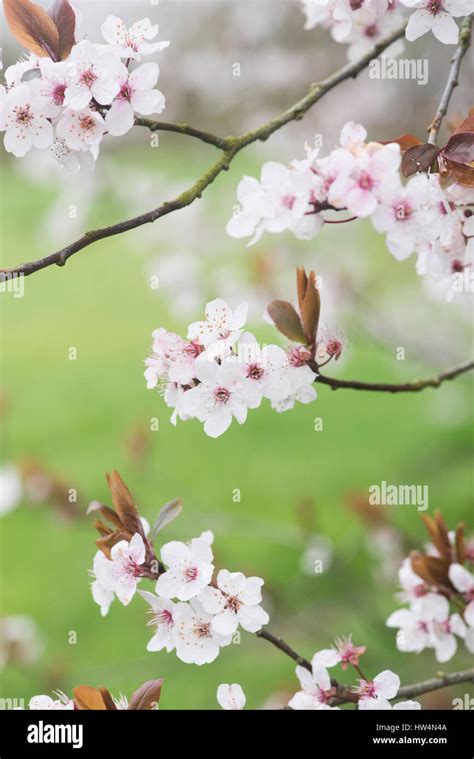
xmin=92 ymin=533 xmax=146 ymax=607
xmin=101 ymin=16 xmax=170 ymax=60
xmin=172 ymin=599 xmax=233 ymax=665
xmin=288 ymin=664 xmax=340 ymax=710
xmin=156 ymin=535 xmax=215 ymax=601
xmin=199 ymin=569 xmax=269 ymax=635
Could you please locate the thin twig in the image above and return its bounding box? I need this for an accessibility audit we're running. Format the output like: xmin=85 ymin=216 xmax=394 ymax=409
xmin=427 ymin=15 xmax=473 ymax=144
xmin=316 ymin=360 xmax=474 ymax=394
xmin=0 ymin=22 xmax=407 ymax=281
xmin=134 ymin=117 xmax=229 ymax=150
xmin=257 ymin=628 xmax=474 ymax=707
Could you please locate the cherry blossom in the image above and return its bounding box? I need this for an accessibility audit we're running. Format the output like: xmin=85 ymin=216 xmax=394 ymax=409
xmin=91 ymin=550 xmax=115 ymax=616
xmin=172 ymin=599 xmax=233 ymax=665
xmin=139 ymin=590 xmax=177 ymax=653
xmin=288 ymin=664 xmax=339 ymax=710
xmin=63 ymin=40 xmax=123 ymax=111
xmin=187 ymin=299 xmax=248 ymax=353
xmin=1 ymin=84 xmax=53 ymax=157
xmin=356 ymin=669 xmax=401 ymax=704
xmin=312 ymin=635 xmax=366 ymax=671
xmin=93 ymin=533 xmax=146 ymax=606
xmin=56 ymin=108 xmax=106 ymax=151
xmin=101 ymin=16 xmax=170 ymax=60
xmin=449 ymin=563 xmax=474 ymax=652
xmin=105 ymin=63 xmax=166 ymax=137
xmin=199 ymin=570 xmax=269 ymax=635
xmin=217 ymin=683 xmax=246 ymax=710
xmin=402 ymin=0 xmax=470 ymax=44
xmin=226 ymin=162 xmax=323 ymax=245
xmin=181 ymin=354 xmax=261 ymax=438
xmin=156 ymin=535 xmax=215 ymax=601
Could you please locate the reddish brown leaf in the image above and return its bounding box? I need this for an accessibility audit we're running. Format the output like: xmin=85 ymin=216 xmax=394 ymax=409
xmin=382 ymin=134 xmax=423 ymax=151
xmin=401 ymin=143 xmax=439 ymax=177
xmin=296 ymin=267 xmax=308 ymax=313
xmin=107 ymin=470 xmax=143 ymax=537
xmin=410 ymin=553 xmax=451 ymax=590
xmin=301 ymin=270 xmax=320 ymax=344
xmin=267 ymin=300 xmax=307 ymax=344
xmin=73 ymin=686 xmax=108 ymax=710
xmin=441 ymin=132 xmax=474 ymax=166
xmin=452 ymin=112 xmax=474 ymax=137
xmin=48 ymin=0 xmax=75 ymax=60
xmin=421 ymin=512 xmax=451 ymax=562
xmin=98 ymin=687 xmax=117 ymax=711
xmin=3 ymin=0 xmax=60 ymax=60
xmin=128 ymin=679 xmax=164 ymax=710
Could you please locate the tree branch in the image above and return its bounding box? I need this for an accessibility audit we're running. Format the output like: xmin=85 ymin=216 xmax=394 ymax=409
xmin=316 ymin=360 xmax=474 ymax=394
xmin=397 ymin=668 xmax=474 ymax=701
xmin=427 ymin=14 xmax=473 ymax=144
xmin=256 ymin=628 xmax=474 ymax=707
xmin=134 ymin=117 xmax=229 ymax=150
xmin=0 ymin=22 xmax=407 ymax=281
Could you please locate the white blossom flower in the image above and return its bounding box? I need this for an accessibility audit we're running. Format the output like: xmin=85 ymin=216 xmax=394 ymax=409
xmin=64 ymin=40 xmax=123 ymax=111
xmin=356 ymin=670 xmax=401 ymax=705
xmin=172 ymin=599 xmax=232 ymax=665
xmin=187 ymin=299 xmax=248 ymax=353
xmin=181 ymin=354 xmax=261 ymax=438
xmin=1 ymin=84 xmax=53 ymax=157
xmin=56 ymin=108 xmax=106 ymax=151
xmin=312 ymin=635 xmax=366 ymax=671
xmin=101 ymin=16 xmax=170 ymax=60
xmin=449 ymin=563 xmax=474 ymax=652
xmin=288 ymin=664 xmax=339 ymax=710
xmin=93 ymin=533 xmax=146 ymax=606
xmin=91 ymin=550 xmax=115 ymax=616
xmin=199 ymin=570 xmax=269 ymax=635
xmin=402 ymin=0 xmax=470 ymax=44
xmin=139 ymin=590 xmax=176 ymax=653
xmin=156 ymin=535 xmax=214 ymax=601
xmin=217 ymin=683 xmax=246 ymax=710
xmin=105 ymin=63 xmax=165 ymax=137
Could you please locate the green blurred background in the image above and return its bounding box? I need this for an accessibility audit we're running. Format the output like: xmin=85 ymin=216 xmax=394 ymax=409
xmin=0 ymin=136 xmax=473 ymax=709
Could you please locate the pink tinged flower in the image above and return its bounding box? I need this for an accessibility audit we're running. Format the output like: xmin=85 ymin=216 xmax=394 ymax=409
xmin=339 ymin=121 xmax=368 ymax=155
xmin=371 ymin=173 xmax=435 ymax=261
xmin=357 ymin=670 xmax=400 ymax=704
xmin=314 ymin=635 xmax=367 ymax=671
xmin=331 ymin=143 xmax=401 ymax=217
xmin=199 ymin=570 xmax=269 ymax=635
xmin=156 ymin=536 xmax=214 ymax=601
xmin=449 ymin=565 xmax=474 ymax=649
xmin=172 ymin=599 xmax=232 ymax=665
xmin=139 ymin=590 xmax=176 ymax=653
xmin=238 ymin=332 xmax=292 ymax=403
xmin=56 ymin=108 xmax=106 ymax=151
xmin=217 ymin=683 xmax=246 ymax=710
xmin=403 ymin=0 xmax=469 ymax=44
xmin=94 ymin=533 xmax=146 ymax=606
xmin=288 ymin=664 xmax=339 ymax=710
xmin=181 ymin=355 xmax=260 ymax=438
xmin=1 ymin=84 xmax=53 ymax=157
xmin=101 ymin=16 xmax=170 ymax=60
xmin=431 ymin=612 xmax=466 ymax=662
xmin=396 ymin=556 xmax=429 ymax=603
xmin=31 ymin=60 xmax=71 ymax=118
xmin=64 ymin=40 xmax=124 ymax=111
xmin=105 ymin=63 xmax=165 ymax=137
xmin=187 ymin=298 xmax=248 ymax=351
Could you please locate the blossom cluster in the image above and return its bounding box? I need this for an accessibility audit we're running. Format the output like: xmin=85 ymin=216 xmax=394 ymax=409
xmin=144 ymin=298 xmax=318 ymax=438
xmin=227 ymin=122 xmax=474 ymax=295
xmin=0 ymin=15 xmax=168 ymax=171
xmin=387 ymin=558 xmax=474 ymax=662
xmin=91 ymin=529 xmax=269 ymax=666
xmin=217 ymin=637 xmax=422 ymax=710
xmin=301 ymin=0 xmax=471 ymax=54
